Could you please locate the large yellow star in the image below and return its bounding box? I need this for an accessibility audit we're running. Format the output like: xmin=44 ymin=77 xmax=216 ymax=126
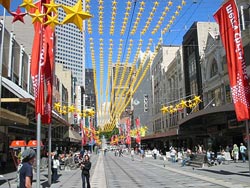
xmin=44 ymin=14 xmax=60 ymax=30
xmin=61 ymin=0 xmax=92 ymax=31
xmin=44 ymin=0 xmax=60 ymax=14
xmin=20 ymin=0 xmax=37 ymax=12
xmin=0 ymin=0 xmax=11 ymax=11
xmin=29 ymin=9 xmax=45 ymax=23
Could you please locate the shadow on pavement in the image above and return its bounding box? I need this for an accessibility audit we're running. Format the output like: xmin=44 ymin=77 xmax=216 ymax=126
xmin=197 ymin=169 xmax=250 ymax=177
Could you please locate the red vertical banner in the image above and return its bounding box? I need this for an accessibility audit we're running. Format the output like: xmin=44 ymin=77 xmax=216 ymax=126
xmin=135 ymin=117 xmax=141 ymax=144
xmin=42 ymin=23 xmax=54 ymax=124
xmin=214 ymin=0 xmax=250 ymax=121
xmin=30 ymin=1 xmax=45 ymax=117
xmin=30 ymin=0 xmax=54 ymax=124
xmin=126 ymin=118 xmax=131 ymax=145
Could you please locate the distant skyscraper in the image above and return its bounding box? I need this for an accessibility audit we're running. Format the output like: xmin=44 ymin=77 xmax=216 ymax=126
xmin=55 ymin=0 xmax=85 ymax=86
xmin=85 ymin=68 xmax=96 ymax=109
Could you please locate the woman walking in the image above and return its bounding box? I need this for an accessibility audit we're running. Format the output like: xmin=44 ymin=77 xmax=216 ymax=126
xmin=80 ymin=154 xmax=92 ymax=188
xmin=52 ymin=155 xmax=60 ymax=183
xmin=232 ymin=144 xmax=239 ymax=163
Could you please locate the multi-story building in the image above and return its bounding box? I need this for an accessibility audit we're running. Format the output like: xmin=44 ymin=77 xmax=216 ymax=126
xmin=110 ymin=63 xmax=133 ymax=119
xmin=182 ymin=22 xmax=218 ymax=110
xmin=133 ymin=51 xmax=153 ymax=134
xmin=55 ymin=0 xmax=86 ymax=87
xmin=141 ymin=45 xmax=183 ymax=149
xmin=85 ymin=68 xmax=97 ymax=127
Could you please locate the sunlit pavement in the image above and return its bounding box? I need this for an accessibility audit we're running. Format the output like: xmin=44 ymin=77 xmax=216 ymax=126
xmin=0 ymin=152 xmax=250 ymax=188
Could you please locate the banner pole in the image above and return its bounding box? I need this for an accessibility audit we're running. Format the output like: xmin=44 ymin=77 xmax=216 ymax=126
xmin=36 ymin=113 xmax=41 ymax=188
xmin=48 ymin=123 xmax=52 ymax=186
xmin=246 ymin=120 xmax=250 ymax=175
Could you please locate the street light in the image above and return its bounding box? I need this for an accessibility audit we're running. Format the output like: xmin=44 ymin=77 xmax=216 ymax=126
xmin=81 ymin=94 xmax=88 ymax=152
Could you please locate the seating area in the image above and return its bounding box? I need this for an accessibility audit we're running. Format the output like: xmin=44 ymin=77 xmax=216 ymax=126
xmin=186 ymin=154 xmax=206 ymax=168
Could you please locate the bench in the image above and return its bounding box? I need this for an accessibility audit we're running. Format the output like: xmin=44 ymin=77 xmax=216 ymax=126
xmin=187 ymin=154 xmax=206 ymax=168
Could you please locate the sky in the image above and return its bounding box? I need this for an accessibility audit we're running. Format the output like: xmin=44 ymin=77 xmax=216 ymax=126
xmin=1 ymin=0 xmax=225 ymax=108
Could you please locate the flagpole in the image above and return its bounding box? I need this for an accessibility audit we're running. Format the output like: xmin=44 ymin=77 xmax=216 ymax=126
xmin=246 ymin=120 xmax=250 ymax=175
xmin=48 ymin=123 xmax=52 ymax=186
xmin=36 ymin=113 xmax=41 ymax=188
xmin=240 ymin=3 xmax=250 ymax=176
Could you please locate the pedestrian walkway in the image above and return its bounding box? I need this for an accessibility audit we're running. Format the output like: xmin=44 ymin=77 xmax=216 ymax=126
xmin=129 ymin=154 xmax=250 ymax=188
xmin=1 ymin=153 xmax=249 ymax=188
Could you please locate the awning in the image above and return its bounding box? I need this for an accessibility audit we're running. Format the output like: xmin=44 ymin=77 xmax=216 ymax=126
xmin=1 ymin=77 xmax=34 ymax=99
xmin=178 ymin=103 xmax=235 ymax=126
xmin=27 ymin=140 xmax=44 ymax=148
xmin=0 ymin=108 xmax=29 ymax=126
xmin=63 ymin=129 xmax=82 ymax=142
xmin=141 ymin=128 xmax=178 ymax=140
xmin=9 ymin=140 xmax=27 ymax=148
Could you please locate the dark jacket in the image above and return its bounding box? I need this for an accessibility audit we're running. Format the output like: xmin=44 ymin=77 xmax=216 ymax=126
xmin=81 ymin=160 xmax=91 ymax=175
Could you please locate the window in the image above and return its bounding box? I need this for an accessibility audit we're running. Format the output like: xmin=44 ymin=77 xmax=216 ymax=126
xmin=210 ymin=59 xmax=218 ymax=78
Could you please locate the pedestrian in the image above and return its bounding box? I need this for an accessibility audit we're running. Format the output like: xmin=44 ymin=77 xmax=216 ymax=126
xmin=152 ymin=147 xmax=157 ymax=159
xmin=80 ymin=154 xmax=91 ymax=188
xmin=131 ymin=148 xmax=135 ymax=161
xmin=17 ymin=148 xmax=36 ymax=188
xmin=140 ymin=148 xmax=145 ymax=161
xmin=239 ymin=143 xmax=247 ymax=163
xmin=231 ymin=144 xmax=239 ymax=163
xmin=52 ymin=155 xmax=60 ymax=183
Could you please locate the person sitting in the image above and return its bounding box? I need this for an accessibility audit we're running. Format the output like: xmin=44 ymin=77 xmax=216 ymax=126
xmin=217 ymin=149 xmax=226 ymax=164
xmin=207 ymin=150 xmax=216 ymax=166
xmin=181 ymin=149 xmax=192 ymax=167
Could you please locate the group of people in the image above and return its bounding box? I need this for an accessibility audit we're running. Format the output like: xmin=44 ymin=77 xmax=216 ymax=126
xmin=231 ymin=143 xmax=247 ymax=163
xmin=16 ymin=148 xmax=92 ymax=188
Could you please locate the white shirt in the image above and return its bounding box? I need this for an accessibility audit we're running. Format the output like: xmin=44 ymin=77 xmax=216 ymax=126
xmin=52 ymin=159 xmax=60 ymax=169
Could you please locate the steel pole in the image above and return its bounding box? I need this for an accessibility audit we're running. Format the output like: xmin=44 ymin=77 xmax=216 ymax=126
xmin=36 ymin=113 xmax=41 ymax=188
xmin=48 ymin=124 xmax=52 ymax=186
xmin=246 ymin=120 xmax=250 ymax=175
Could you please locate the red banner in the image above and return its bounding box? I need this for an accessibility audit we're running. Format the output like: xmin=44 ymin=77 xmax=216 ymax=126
xmin=214 ymin=0 xmax=250 ymax=121
xmin=135 ymin=117 xmax=140 ymax=128
xmin=30 ymin=0 xmax=54 ymax=124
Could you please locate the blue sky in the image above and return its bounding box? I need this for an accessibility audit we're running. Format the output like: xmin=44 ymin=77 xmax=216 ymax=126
xmin=1 ymin=0 xmax=224 ymax=106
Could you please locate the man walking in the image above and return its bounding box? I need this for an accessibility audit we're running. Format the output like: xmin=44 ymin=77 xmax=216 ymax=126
xmin=240 ymin=143 xmax=247 ymax=163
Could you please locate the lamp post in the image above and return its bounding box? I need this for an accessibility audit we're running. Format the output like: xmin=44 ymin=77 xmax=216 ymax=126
xmin=81 ymin=94 xmax=87 ymax=152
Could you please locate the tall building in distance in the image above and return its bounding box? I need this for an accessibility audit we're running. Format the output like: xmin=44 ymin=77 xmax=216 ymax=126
xmin=85 ymin=69 xmax=96 ymax=109
xmin=85 ymin=68 xmax=97 ymax=127
xmin=111 ymin=64 xmax=133 ymax=112
xmin=55 ymin=0 xmax=85 ymax=87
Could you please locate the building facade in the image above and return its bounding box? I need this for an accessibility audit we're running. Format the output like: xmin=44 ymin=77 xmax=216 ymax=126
xmin=55 ymin=0 xmax=86 ymax=87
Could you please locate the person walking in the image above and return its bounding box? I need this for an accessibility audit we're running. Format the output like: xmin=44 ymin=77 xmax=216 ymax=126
xmin=17 ymin=148 xmax=36 ymax=188
xmin=152 ymin=147 xmax=157 ymax=159
xmin=80 ymin=154 xmax=92 ymax=188
xmin=232 ymin=144 xmax=239 ymax=163
xmin=131 ymin=148 xmax=135 ymax=161
xmin=239 ymin=143 xmax=247 ymax=163
xmin=52 ymin=155 xmax=60 ymax=183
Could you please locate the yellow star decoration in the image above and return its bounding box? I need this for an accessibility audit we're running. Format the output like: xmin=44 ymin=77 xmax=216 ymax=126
xmin=54 ymin=102 xmax=61 ymax=112
xmin=44 ymin=14 xmax=60 ymax=30
xmin=61 ymin=0 xmax=92 ymax=31
xmin=193 ymin=95 xmax=202 ymax=103
xmin=29 ymin=9 xmax=45 ymax=23
xmin=67 ymin=105 xmax=76 ymax=113
xmin=0 ymin=0 xmax=11 ymax=11
xmin=20 ymin=0 xmax=37 ymax=12
xmin=44 ymin=0 xmax=60 ymax=14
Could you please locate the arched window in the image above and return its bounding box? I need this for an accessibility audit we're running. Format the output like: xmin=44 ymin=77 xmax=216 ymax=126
xmin=210 ymin=59 xmax=218 ymax=78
